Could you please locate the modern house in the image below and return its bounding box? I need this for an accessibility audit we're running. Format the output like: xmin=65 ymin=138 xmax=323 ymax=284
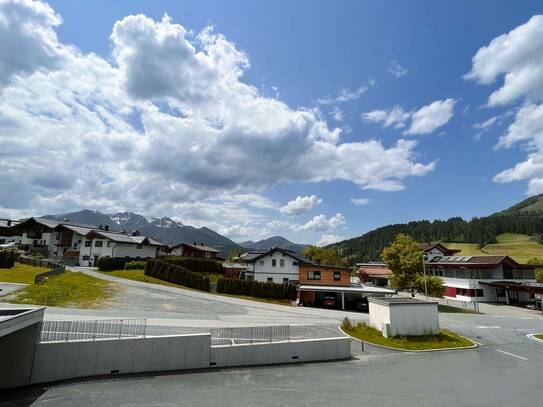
xmin=245 ymin=247 xmax=308 ymax=283
xmin=169 ymin=242 xmax=221 ymax=259
xmin=2 ymin=217 xmax=166 ymax=266
xmin=426 ymin=254 xmax=538 ymax=304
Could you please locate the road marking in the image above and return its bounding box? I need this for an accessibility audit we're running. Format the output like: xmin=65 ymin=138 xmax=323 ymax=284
xmin=476 ymin=325 xmax=501 ymax=329
xmin=496 ymin=349 xmax=528 ymax=361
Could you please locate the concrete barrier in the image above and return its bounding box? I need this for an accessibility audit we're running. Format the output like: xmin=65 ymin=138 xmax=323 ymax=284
xmin=30 ymin=333 xmax=211 ymax=385
xmin=210 ymin=337 xmax=351 ymax=367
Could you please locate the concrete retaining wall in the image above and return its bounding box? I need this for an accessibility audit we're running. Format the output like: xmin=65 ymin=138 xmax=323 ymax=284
xmin=210 ymin=337 xmax=351 ymax=367
xmin=31 ymin=333 xmax=211 ymax=385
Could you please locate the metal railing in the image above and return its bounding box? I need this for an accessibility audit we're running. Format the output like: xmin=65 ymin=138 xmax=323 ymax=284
xmin=211 ymin=325 xmax=290 ymax=346
xmin=39 ymin=319 xmax=147 ymax=342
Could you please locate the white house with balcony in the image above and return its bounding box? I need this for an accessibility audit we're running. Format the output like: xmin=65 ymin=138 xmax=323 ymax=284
xmin=245 ymin=247 xmax=311 ymax=283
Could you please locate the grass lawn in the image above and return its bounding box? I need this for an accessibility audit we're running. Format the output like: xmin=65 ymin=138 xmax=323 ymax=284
xmin=101 ymin=269 xmax=293 ymax=306
xmin=342 ymin=321 xmax=474 ymax=350
xmin=438 ymin=304 xmax=480 ymax=314
xmin=535 ymin=334 xmax=543 ymax=340
xmin=0 ymin=262 xmax=50 ymax=284
xmin=3 ymin=271 xmax=115 ymax=307
xmin=445 ymin=233 xmax=543 ymax=263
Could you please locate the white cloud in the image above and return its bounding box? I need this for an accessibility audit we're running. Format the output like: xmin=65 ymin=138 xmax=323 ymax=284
xmin=316 ymin=234 xmax=345 ymax=247
xmin=330 ymin=106 xmax=344 ymax=122
xmin=404 ymin=99 xmax=456 ymax=135
xmin=350 ymin=197 xmax=370 ymax=206
xmin=294 ymin=213 xmax=346 ymax=233
xmin=0 ymin=0 xmax=67 ymax=88
xmin=387 ymin=60 xmax=407 ymax=78
xmin=0 ymin=1 xmax=435 ymax=237
xmin=473 ymin=116 xmax=498 ymax=140
xmin=465 ymin=15 xmax=543 ymax=106
xmin=466 ymin=16 xmax=543 ymax=194
xmin=362 ymin=106 xmax=410 ymax=129
xmin=317 ymin=83 xmax=372 ymax=105
xmin=280 ymin=195 xmax=322 ymax=216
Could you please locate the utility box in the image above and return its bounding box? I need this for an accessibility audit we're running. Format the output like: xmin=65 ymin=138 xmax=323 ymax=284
xmin=369 ymin=297 xmax=439 ymax=337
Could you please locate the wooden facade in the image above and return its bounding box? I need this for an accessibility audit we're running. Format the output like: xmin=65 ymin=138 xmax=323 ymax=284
xmin=298 ymin=264 xmax=351 ymax=286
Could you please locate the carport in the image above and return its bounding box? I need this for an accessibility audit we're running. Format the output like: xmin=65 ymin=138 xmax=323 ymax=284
xmin=480 ymin=281 xmax=543 ymax=309
xmin=297 ymin=284 xmax=396 ymax=310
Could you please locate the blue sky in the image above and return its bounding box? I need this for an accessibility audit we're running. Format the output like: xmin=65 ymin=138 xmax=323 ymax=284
xmin=2 ymin=0 xmax=543 ymax=245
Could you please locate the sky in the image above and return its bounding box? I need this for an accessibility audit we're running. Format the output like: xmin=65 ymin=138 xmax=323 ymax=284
xmin=1 ymin=0 xmax=543 ymax=245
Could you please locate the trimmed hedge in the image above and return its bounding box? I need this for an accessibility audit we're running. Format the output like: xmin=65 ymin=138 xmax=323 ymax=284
xmin=217 ymin=278 xmax=296 ymax=300
xmin=160 ymin=257 xmax=224 ymax=275
xmin=0 ymin=250 xmax=16 ymax=268
xmin=97 ymin=257 xmax=129 ymax=271
xmin=124 ymin=260 xmax=147 ymax=270
xmin=145 ymin=259 xmax=210 ymax=291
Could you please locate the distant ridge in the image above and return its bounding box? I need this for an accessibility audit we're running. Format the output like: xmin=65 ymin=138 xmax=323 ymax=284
xmin=239 ymin=236 xmax=308 ymax=253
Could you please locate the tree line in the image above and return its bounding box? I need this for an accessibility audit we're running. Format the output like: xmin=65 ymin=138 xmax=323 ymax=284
xmin=328 ymin=212 xmax=543 ymax=264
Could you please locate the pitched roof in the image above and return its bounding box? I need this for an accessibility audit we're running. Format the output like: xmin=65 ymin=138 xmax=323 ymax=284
xmin=427 ymin=255 xmax=532 ymax=268
xmin=171 ymin=242 xmax=221 ymax=252
xmin=247 ymin=247 xmax=350 ymax=270
xmin=419 ymin=242 xmax=461 ymax=254
xmin=85 ymin=230 xmax=166 ymax=246
xmin=357 ymin=264 xmax=393 ymax=277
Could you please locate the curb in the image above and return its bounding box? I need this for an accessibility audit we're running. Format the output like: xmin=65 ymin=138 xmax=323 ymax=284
xmin=338 ymin=325 xmax=477 ymax=353
xmin=527 ymin=333 xmax=543 ymax=344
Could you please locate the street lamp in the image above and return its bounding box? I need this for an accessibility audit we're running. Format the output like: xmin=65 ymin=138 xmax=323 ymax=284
xmin=422 ymin=254 xmax=428 ymax=299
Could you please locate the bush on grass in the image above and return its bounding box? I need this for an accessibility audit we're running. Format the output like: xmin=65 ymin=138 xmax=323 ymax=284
xmin=144 ymin=259 xmax=210 ymax=291
xmin=217 ymin=278 xmax=296 ymax=300
xmin=160 ymin=256 xmax=224 ymax=275
xmin=124 ymin=260 xmax=147 ymax=270
xmin=0 ymin=250 xmax=16 ymax=268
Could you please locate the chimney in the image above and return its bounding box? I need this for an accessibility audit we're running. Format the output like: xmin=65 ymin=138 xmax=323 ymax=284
xmin=132 ymin=230 xmax=140 ymax=236
xmin=193 ymin=241 xmax=197 ymax=245
xmin=200 ymin=242 xmax=204 ymax=246
xmin=104 ymin=224 xmax=109 ymax=231
xmin=99 ymin=224 xmax=103 ymax=230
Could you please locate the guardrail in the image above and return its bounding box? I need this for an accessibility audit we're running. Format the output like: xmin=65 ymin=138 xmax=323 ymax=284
xmin=39 ymin=319 xmax=147 ymax=342
xmin=211 ymin=325 xmax=290 ymax=346
xmin=34 ymin=265 xmax=66 ymax=284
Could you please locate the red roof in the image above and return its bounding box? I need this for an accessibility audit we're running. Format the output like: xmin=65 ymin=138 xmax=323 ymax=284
xmin=357 ymin=264 xmax=393 ymax=278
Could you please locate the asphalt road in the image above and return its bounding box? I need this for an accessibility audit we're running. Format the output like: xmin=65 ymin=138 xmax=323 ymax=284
xmin=2 ymin=268 xmax=543 ymax=406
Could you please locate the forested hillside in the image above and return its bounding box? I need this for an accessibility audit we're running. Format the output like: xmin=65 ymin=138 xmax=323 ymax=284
xmin=329 ymin=194 xmax=543 ymax=264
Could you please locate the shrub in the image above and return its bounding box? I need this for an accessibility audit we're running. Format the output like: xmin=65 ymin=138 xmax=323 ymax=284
xmin=145 ymin=260 xmax=210 ymax=291
xmin=124 ymin=260 xmax=147 ymax=270
xmin=0 ymin=250 xmax=16 ymax=268
xmin=161 ymin=257 xmax=224 ymax=274
xmin=217 ymin=278 xmax=295 ymax=300
xmin=96 ymin=257 xmax=128 ymax=271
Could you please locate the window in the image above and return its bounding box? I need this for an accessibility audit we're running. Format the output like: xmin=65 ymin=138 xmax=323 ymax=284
xmin=280 ymin=259 xmax=285 ymax=268
xmin=334 ymin=271 xmax=341 ymax=281
xmin=283 ymin=278 xmax=289 ymax=284
xmin=292 ymin=261 xmax=298 ymax=266
xmin=82 ymin=255 xmax=90 ymax=260
xmin=136 ymin=244 xmax=142 ymax=249
xmin=307 ymin=271 xmax=321 ymax=280
xmin=95 ymin=240 xmax=103 ymax=247
xmin=107 ymin=241 xmax=112 ymax=247
xmin=73 ymin=243 xmax=77 ymax=249
xmin=272 ymin=259 xmax=276 ymax=267
xmin=84 ymin=241 xmax=91 ymax=247
xmin=259 ymin=260 xmax=264 ymax=266
xmin=267 ymin=277 xmax=273 ymax=282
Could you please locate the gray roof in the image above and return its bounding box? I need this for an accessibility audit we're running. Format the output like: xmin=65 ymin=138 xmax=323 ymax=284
xmin=172 ymin=242 xmax=221 ymax=252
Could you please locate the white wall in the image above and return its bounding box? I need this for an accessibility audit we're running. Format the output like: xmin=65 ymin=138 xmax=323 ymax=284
xmin=210 ymin=337 xmax=351 ymax=367
xmin=369 ymin=301 xmax=440 ymax=337
xmin=78 ymin=237 xmax=158 ymax=266
xmin=31 ymin=333 xmax=211 ymax=385
xmin=252 ymin=252 xmax=299 ymax=283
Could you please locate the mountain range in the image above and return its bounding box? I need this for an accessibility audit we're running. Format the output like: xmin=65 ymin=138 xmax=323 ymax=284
xmin=43 ymin=209 xmax=242 ymax=255
xmin=239 ymin=236 xmax=308 ymax=253
xmin=41 ymin=209 xmax=309 ymax=255
xmin=328 ymin=194 xmax=543 ymax=264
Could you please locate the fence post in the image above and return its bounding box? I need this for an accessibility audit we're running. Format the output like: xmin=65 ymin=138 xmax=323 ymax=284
xmin=143 ymin=319 xmax=147 ymax=337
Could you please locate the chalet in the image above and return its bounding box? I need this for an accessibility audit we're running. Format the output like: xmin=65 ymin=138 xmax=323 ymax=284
xmin=419 ymin=242 xmax=461 ymax=261
xmin=356 ymin=262 xmax=392 ymax=287
xmin=169 ymin=242 xmax=221 ymax=259
xmin=246 ymin=247 xmax=395 ymax=310
xmin=2 ymin=217 xmax=166 ymax=266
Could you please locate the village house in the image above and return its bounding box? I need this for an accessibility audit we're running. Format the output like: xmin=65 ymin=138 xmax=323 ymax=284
xmin=169 ymin=242 xmax=221 ymax=259
xmin=2 ymin=217 xmax=166 ymax=266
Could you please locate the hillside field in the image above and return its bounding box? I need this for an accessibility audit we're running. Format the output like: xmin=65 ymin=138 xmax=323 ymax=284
xmin=445 ymin=233 xmax=543 ymax=263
